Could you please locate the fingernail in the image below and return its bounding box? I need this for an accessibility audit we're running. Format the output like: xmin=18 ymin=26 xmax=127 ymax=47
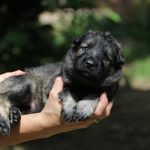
xmin=55 ymin=77 xmax=63 ymax=83
xmin=100 ymin=92 xmax=107 ymax=100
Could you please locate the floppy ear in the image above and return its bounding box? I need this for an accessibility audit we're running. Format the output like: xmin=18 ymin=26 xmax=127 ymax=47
xmin=72 ymin=29 xmax=94 ymax=46
xmin=72 ymin=37 xmax=81 ymax=45
xmin=103 ymin=31 xmax=125 ymax=66
xmin=116 ymin=50 xmax=125 ymax=66
xmin=72 ymin=37 xmax=81 ymax=50
xmin=115 ymin=42 xmax=125 ymax=67
xmin=103 ymin=31 xmax=112 ymax=40
xmin=87 ymin=29 xmax=93 ymax=33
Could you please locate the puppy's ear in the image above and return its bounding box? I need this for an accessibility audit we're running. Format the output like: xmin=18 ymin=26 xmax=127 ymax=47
xmin=87 ymin=29 xmax=93 ymax=33
xmin=115 ymin=42 xmax=125 ymax=67
xmin=103 ymin=31 xmax=125 ymax=67
xmin=116 ymin=50 xmax=125 ymax=66
xmin=103 ymin=32 xmax=113 ymax=40
xmin=72 ymin=37 xmax=81 ymax=45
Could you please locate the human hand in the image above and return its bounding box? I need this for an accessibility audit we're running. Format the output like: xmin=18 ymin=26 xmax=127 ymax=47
xmin=40 ymin=77 xmax=113 ymax=137
xmin=0 ymin=70 xmax=25 ymax=83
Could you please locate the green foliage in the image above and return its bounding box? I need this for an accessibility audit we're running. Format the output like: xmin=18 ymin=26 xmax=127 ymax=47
xmin=0 ymin=0 xmax=150 ymax=88
xmin=124 ymin=42 xmax=150 ymax=62
xmin=125 ymin=57 xmax=150 ymax=88
xmin=102 ymin=8 xmax=122 ymax=23
xmin=51 ymin=8 xmax=122 ymax=56
xmin=131 ymin=58 xmax=150 ymax=79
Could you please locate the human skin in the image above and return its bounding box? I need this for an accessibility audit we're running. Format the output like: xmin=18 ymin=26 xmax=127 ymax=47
xmin=0 ymin=70 xmax=113 ymax=147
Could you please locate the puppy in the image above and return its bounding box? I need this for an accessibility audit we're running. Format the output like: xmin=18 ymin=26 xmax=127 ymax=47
xmin=0 ymin=30 xmax=125 ymax=135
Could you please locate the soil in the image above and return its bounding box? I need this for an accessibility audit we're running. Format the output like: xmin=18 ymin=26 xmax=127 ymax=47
xmin=2 ymin=87 xmax=150 ymax=150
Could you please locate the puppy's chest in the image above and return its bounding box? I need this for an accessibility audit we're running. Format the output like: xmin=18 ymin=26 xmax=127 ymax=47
xmin=68 ymin=86 xmax=102 ymax=101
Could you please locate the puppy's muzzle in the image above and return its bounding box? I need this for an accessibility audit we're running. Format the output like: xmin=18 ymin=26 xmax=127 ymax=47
xmin=84 ymin=57 xmax=98 ymax=69
xmin=76 ymin=56 xmax=101 ymax=79
xmin=85 ymin=58 xmax=95 ymax=68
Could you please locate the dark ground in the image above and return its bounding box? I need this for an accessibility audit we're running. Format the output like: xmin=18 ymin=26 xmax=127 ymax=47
xmin=3 ymin=87 xmax=150 ymax=150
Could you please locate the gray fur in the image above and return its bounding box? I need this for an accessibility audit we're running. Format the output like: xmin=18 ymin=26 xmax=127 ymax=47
xmin=0 ymin=30 xmax=125 ymax=135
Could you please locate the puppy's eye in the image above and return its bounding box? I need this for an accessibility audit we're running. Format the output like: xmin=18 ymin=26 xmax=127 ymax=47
xmin=76 ymin=46 xmax=88 ymax=56
xmin=79 ymin=46 xmax=88 ymax=50
xmin=79 ymin=43 xmax=88 ymax=51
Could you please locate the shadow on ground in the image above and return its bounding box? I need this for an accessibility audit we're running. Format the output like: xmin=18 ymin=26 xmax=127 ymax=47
xmin=6 ymin=87 xmax=150 ymax=150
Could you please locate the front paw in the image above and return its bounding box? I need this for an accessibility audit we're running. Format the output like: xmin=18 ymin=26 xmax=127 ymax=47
xmin=9 ymin=107 xmax=21 ymax=125
xmin=73 ymin=101 xmax=96 ymax=121
xmin=0 ymin=119 xmax=10 ymax=136
xmin=62 ymin=102 xmax=76 ymax=122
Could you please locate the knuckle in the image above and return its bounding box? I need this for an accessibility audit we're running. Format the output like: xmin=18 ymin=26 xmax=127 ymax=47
xmin=49 ymin=90 xmax=55 ymax=97
xmin=16 ymin=70 xmax=24 ymax=74
xmin=49 ymin=90 xmax=58 ymax=99
xmin=16 ymin=70 xmax=22 ymax=72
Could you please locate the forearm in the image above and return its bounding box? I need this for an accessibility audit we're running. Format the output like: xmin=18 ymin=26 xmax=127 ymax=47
xmin=0 ymin=114 xmax=92 ymax=148
xmin=0 ymin=113 xmax=54 ymax=147
xmin=0 ymin=112 xmax=96 ymax=148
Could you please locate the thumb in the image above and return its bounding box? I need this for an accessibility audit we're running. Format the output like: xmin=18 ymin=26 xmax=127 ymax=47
xmin=50 ymin=77 xmax=64 ymax=95
xmin=43 ymin=77 xmax=63 ymax=113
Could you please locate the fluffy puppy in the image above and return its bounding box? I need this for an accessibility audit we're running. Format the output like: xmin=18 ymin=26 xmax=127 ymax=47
xmin=0 ymin=30 xmax=125 ymax=135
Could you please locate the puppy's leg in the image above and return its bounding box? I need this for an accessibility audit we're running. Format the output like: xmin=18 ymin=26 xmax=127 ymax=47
xmin=0 ymin=75 xmax=34 ymax=135
xmin=59 ymin=88 xmax=77 ymax=122
xmin=9 ymin=107 xmax=21 ymax=125
xmin=0 ymin=98 xmax=11 ymax=135
xmin=73 ymin=96 xmax=99 ymax=121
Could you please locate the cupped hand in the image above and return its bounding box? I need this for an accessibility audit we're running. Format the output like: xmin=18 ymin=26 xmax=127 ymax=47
xmin=41 ymin=77 xmax=113 ymax=136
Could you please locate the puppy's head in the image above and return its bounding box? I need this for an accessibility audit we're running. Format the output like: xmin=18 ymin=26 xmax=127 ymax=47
xmin=63 ymin=30 xmax=125 ymax=87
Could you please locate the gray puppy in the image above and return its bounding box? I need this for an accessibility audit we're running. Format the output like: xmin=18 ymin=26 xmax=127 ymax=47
xmin=0 ymin=30 xmax=125 ymax=135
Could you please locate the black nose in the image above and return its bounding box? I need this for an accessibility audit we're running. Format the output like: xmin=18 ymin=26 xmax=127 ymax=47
xmin=85 ymin=59 xmax=95 ymax=67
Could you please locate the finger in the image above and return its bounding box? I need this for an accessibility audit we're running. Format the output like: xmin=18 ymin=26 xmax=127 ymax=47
xmin=101 ymin=101 xmax=113 ymax=118
xmin=94 ymin=93 xmax=109 ymax=116
xmin=42 ymin=77 xmax=63 ymax=115
xmin=0 ymin=70 xmax=25 ymax=82
xmin=50 ymin=77 xmax=64 ymax=95
xmin=105 ymin=101 xmax=113 ymax=117
xmin=5 ymin=70 xmax=25 ymax=77
xmin=12 ymin=70 xmax=25 ymax=76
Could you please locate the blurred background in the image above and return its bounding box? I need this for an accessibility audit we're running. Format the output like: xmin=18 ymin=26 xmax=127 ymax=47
xmin=0 ymin=0 xmax=150 ymax=150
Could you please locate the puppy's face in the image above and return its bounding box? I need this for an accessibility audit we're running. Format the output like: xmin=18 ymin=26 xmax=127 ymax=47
xmin=63 ymin=30 xmax=125 ymax=87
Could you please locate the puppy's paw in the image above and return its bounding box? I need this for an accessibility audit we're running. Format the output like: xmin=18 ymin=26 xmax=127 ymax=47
xmin=58 ymin=91 xmax=64 ymax=101
xmin=0 ymin=119 xmax=10 ymax=136
xmin=9 ymin=107 xmax=21 ymax=125
xmin=62 ymin=110 xmax=74 ymax=122
xmin=62 ymin=102 xmax=76 ymax=122
xmin=0 ymin=98 xmax=11 ymax=135
xmin=73 ymin=101 xmax=96 ymax=121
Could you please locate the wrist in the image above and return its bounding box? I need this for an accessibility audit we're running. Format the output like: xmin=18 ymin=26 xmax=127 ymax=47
xmin=18 ymin=113 xmax=58 ymax=139
xmin=38 ymin=111 xmax=62 ymax=132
